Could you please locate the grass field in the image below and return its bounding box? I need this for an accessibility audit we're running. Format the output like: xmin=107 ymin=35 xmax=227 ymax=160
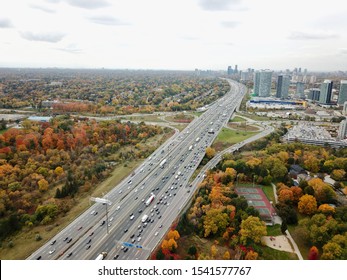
xmin=262 ymin=186 xmax=275 ymax=204
xmin=229 ymin=116 xmax=247 ymax=122
xmin=237 ymin=112 xmax=271 ymax=121
xmin=212 ymin=127 xmax=258 ymax=151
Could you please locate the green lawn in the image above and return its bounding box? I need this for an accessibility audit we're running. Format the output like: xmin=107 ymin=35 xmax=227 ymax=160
xmin=262 ymin=186 xmax=275 ymax=204
xmin=237 ymin=112 xmax=271 ymax=121
xmin=266 ymin=224 xmax=282 ymax=236
xmin=212 ymin=127 xmax=258 ymax=151
xmin=229 ymin=116 xmax=247 ymax=122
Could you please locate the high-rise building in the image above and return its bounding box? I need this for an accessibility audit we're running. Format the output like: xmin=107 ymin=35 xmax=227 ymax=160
xmin=296 ymin=82 xmax=305 ymax=98
xmin=319 ymin=80 xmax=333 ymax=104
xmin=276 ymin=75 xmax=290 ymax=99
xmin=234 ymin=65 xmax=238 ymax=74
xmin=227 ymin=66 xmax=233 ymax=75
xmin=307 ymin=88 xmax=320 ymax=101
xmin=253 ymin=70 xmax=272 ymax=97
xmin=337 ymin=80 xmax=347 ymax=105
xmin=310 ymin=75 xmax=317 ymax=84
xmin=338 ymin=119 xmax=347 ymax=140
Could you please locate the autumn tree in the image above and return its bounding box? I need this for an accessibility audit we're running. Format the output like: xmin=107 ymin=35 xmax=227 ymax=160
xmin=298 ymin=194 xmax=317 ymax=215
xmin=318 ymin=204 xmax=335 ymax=216
xmin=239 ymin=216 xmax=267 ymax=245
xmin=245 ymin=250 xmax=258 ymax=260
xmin=167 ymin=230 xmax=180 ymax=240
xmin=38 ymin=179 xmax=49 ymax=192
xmin=308 ymin=246 xmax=319 ymax=260
xmin=203 ymin=208 xmax=229 ymax=237
xmin=210 ymin=245 xmax=218 ymax=258
xmin=223 ymin=250 xmax=231 ymax=260
xmin=205 ymin=147 xmax=216 ymax=159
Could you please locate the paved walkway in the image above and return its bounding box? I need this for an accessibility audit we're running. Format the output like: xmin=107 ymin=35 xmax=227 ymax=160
xmin=270 ymin=183 xmax=303 ymax=260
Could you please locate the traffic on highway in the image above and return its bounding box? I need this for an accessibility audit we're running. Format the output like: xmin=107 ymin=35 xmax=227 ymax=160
xmin=27 ymin=79 xmax=247 ymax=260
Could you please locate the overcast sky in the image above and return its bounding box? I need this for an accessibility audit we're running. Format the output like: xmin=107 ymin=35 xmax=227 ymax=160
xmin=0 ymin=0 xmax=346 ymax=71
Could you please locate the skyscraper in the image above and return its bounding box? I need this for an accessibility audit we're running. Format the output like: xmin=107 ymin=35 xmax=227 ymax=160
xmin=337 ymin=80 xmax=347 ymax=105
xmin=227 ymin=66 xmax=233 ymax=75
xmin=276 ymin=75 xmax=290 ymax=99
xmin=319 ymin=80 xmax=333 ymax=104
xmin=296 ymin=82 xmax=305 ymax=98
xmin=253 ymin=70 xmax=272 ymax=97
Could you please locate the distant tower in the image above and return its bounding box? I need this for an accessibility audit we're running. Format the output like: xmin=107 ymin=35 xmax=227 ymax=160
xmin=234 ymin=65 xmax=238 ymax=74
xmin=227 ymin=66 xmax=233 ymax=75
xmin=254 ymin=70 xmax=272 ymax=97
xmin=296 ymin=82 xmax=305 ymax=98
xmin=276 ymin=75 xmax=290 ymax=99
xmin=338 ymin=119 xmax=347 ymax=140
xmin=308 ymin=88 xmax=320 ymax=101
xmin=337 ymin=80 xmax=347 ymax=105
xmin=319 ymin=80 xmax=333 ymax=104
xmin=343 ymin=101 xmax=347 ymax=115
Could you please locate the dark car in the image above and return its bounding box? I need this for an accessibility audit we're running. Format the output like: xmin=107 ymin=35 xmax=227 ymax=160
xmin=86 ymin=239 xmax=91 ymax=244
xmin=67 ymin=252 xmax=73 ymax=258
xmin=123 ymin=248 xmax=129 ymax=253
xmin=63 ymin=237 xmax=68 ymax=241
xmin=36 ymin=256 xmax=42 ymax=260
xmin=130 ymin=234 xmax=135 ymax=238
xmin=114 ymin=255 xmax=119 ymax=259
xmin=50 ymin=240 xmax=56 ymax=245
xmin=86 ymin=245 xmax=91 ymax=250
xmin=67 ymin=238 xmax=73 ymax=243
xmin=100 ymin=220 xmax=105 ymax=226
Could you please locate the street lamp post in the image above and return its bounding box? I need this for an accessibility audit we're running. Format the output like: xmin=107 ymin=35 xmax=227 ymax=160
xmin=90 ymin=197 xmax=111 ymax=234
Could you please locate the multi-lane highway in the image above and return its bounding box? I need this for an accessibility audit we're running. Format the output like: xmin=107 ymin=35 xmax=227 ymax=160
xmin=27 ymin=79 xmax=247 ymax=260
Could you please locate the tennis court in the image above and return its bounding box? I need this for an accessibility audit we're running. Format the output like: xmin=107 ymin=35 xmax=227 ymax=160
xmin=235 ymin=186 xmax=275 ymax=222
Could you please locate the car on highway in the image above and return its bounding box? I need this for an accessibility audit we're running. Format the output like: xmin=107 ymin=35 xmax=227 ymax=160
xmin=63 ymin=237 xmax=68 ymax=241
xmin=67 ymin=252 xmax=73 ymax=258
xmin=100 ymin=220 xmax=105 ymax=226
xmin=137 ymin=237 xmax=142 ymax=242
xmin=114 ymin=255 xmax=119 ymax=259
xmin=89 ymin=232 xmax=94 ymax=236
xmin=123 ymin=248 xmax=129 ymax=253
xmin=50 ymin=240 xmax=56 ymax=245
xmin=86 ymin=245 xmax=91 ymax=250
xmin=49 ymin=248 xmax=55 ymax=254
xmin=90 ymin=210 xmax=96 ymax=215
xmin=154 ymin=232 xmax=159 ymax=236
xmin=67 ymin=238 xmax=73 ymax=243
xmin=130 ymin=215 xmax=135 ymax=220
xmin=36 ymin=256 xmax=42 ymax=260
xmin=86 ymin=239 xmax=91 ymax=244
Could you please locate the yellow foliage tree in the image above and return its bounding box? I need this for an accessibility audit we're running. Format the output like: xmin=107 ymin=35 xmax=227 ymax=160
xmin=54 ymin=166 xmax=64 ymax=176
xmin=161 ymin=240 xmax=169 ymax=250
xmin=167 ymin=230 xmax=180 ymax=240
xmin=318 ymin=204 xmax=335 ymax=215
xmin=210 ymin=245 xmax=218 ymax=258
xmin=298 ymin=194 xmax=317 ymax=215
xmin=205 ymin=147 xmax=216 ymax=159
xmin=223 ymin=250 xmax=230 ymax=260
xmin=167 ymin=238 xmax=177 ymax=251
xmin=245 ymin=250 xmax=258 ymax=260
xmin=38 ymin=178 xmax=49 ymax=192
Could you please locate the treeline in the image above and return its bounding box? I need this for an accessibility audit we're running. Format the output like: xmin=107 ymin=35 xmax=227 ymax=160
xmin=0 ymin=70 xmax=230 ymax=113
xmin=0 ymin=117 xmax=164 ymax=240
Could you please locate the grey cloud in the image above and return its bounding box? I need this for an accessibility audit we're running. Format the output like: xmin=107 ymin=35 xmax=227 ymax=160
xmin=67 ymin=0 xmax=110 ymax=9
xmin=20 ymin=31 xmax=65 ymax=43
xmin=221 ymin=21 xmax=239 ymax=28
xmin=288 ymin=31 xmax=339 ymax=40
xmin=89 ymin=16 xmax=129 ymax=26
xmin=0 ymin=18 xmax=14 ymax=28
xmin=340 ymin=48 xmax=347 ymax=55
xmin=198 ymin=0 xmax=241 ymax=11
xmin=30 ymin=4 xmax=56 ymax=13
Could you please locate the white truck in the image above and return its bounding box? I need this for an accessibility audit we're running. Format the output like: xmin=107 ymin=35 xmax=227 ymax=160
xmin=159 ymin=158 xmax=167 ymax=168
xmin=141 ymin=214 xmax=148 ymax=223
xmin=145 ymin=193 xmax=155 ymax=206
xmin=95 ymin=252 xmax=107 ymax=260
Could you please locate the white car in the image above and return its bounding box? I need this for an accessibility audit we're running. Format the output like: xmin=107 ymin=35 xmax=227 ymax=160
xmin=116 ymin=206 xmax=120 ymax=210
xmin=49 ymin=249 xmax=55 ymax=254
xmin=154 ymin=232 xmax=159 ymax=236
xmin=137 ymin=237 xmax=142 ymax=242
xmin=90 ymin=210 xmax=96 ymax=215
xmin=109 ymin=217 xmax=114 ymax=222
xmin=130 ymin=215 xmax=135 ymax=220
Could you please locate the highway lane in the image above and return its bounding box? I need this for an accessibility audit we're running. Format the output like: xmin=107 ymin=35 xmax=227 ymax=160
xmin=28 ymin=79 xmax=247 ymax=260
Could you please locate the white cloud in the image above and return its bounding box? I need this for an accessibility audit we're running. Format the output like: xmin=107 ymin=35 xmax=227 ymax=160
xmin=288 ymin=31 xmax=339 ymax=40
xmin=20 ymin=31 xmax=65 ymax=43
xmin=0 ymin=18 xmax=13 ymax=28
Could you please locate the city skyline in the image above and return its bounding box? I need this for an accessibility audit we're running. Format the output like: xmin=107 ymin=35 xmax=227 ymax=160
xmin=0 ymin=0 xmax=347 ymax=71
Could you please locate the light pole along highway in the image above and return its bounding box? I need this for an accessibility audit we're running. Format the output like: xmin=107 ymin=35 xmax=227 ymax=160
xmin=27 ymin=79 xmax=247 ymax=260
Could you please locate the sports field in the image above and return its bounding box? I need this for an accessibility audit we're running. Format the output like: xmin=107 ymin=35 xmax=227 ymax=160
xmin=235 ymin=186 xmax=276 ymax=221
